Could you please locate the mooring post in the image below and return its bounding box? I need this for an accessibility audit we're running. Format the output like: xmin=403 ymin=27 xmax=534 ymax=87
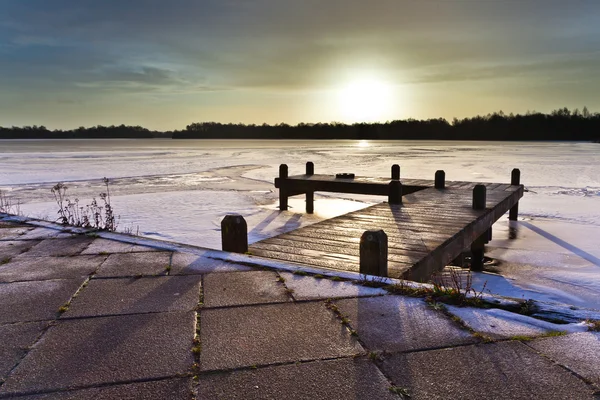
xmin=391 ymin=164 xmax=400 ymax=180
xmin=509 ymin=168 xmax=520 ymax=221
xmin=388 ymin=181 xmax=402 ymax=204
xmin=305 ymin=162 xmax=314 ymax=213
xmin=360 ymin=230 xmax=388 ymax=277
xmin=435 ymin=170 xmax=445 ymax=189
xmin=279 ymin=164 xmax=288 ymax=211
xmin=472 ymin=184 xmax=486 ymax=210
xmin=306 ymin=161 xmax=314 ymax=176
xmin=470 ymin=184 xmax=487 ymax=270
xmin=221 ymin=214 xmax=248 ymax=253
xmin=470 ymin=234 xmax=486 ymax=271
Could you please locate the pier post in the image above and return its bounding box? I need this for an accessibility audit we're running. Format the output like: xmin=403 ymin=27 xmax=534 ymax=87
xmin=472 ymin=184 xmax=486 ymax=210
xmin=509 ymin=168 xmax=520 ymax=221
xmin=391 ymin=164 xmax=400 ymax=180
xmin=221 ymin=214 xmax=248 ymax=253
xmin=470 ymin=234 xmax=486 ymax=271
xmin=306 ymin=162 xmax=314 ymax=214
xmin=279 ymin=164 xmax=288 ymax=211
xmin=435 ymin=170 xmax=445 ymax=189
xmin=388 ymin=181 xmax=402 ymax=204
xmin=306 ymin=162 xmax=314 ymax=176
xmin=360 ymin=230 xmax=388 ymax=277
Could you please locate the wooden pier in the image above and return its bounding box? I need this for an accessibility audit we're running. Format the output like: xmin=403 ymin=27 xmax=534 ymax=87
xmin=224 ymin=164 xmax=524 ymax=282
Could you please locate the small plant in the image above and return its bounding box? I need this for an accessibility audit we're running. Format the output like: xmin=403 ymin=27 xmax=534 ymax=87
xmin=51 ymin=178 xmax=119 ymax=231
xmin=389 ymin=386 xmax=411 ymax=398
xmin=1 ymin=257 xmax=11 ymax=265
xmin=292 ymin=270 xmax=308 ymax=276
xmin=586 ymin=319 xmax=600 ymax=331
xmin=0 ymin=190 xmax=22 ymax=216
xmin=429 ymin=267 xmax=487 ymax=306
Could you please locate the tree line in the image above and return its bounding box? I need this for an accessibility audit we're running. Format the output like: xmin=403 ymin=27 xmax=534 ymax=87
xmin=2 ymin=107 xmax=599 ymax=141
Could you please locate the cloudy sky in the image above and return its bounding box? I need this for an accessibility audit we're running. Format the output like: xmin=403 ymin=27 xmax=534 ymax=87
xmin=1 ymin=0 xmax=599 ymax=130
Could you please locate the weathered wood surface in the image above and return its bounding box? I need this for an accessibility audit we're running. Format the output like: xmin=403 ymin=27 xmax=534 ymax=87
xmin=250 ymin=185 xmax=524 ymax=281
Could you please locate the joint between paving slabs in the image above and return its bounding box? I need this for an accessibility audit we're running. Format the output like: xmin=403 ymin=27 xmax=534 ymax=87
xmin=274 ymin=271 xmax=296 ymax=301
xmin=191 ymin=275 xmax=204 ymax=380
xmin=0 ymin=374 xmax=193 ymax=399
xmin=0 ymin=270 xmax=98 ymax=389
xmin=520 ymin=340 xmax=600 ymax=393
xmin=323 ymin=298 xmax=413 ymax=398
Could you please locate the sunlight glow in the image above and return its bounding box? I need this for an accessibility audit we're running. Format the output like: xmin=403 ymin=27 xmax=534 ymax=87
xmin=337 ymin=78 xmax=395 ymax=122
xmin=357 ymin=140 xmax=370 ymax=147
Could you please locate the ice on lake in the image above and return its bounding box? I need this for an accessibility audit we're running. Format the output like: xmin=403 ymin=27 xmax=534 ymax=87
xmin=2 ymin=139 xmax=600 ymax=309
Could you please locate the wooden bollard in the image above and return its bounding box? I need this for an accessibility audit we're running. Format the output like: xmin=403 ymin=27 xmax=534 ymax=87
xmin=470 ymin=234 xmax=486 ymax=271
xmin=306 ymin=161 xmax=314 ymax=176
xmin=509 ymin=168 xmax=520 ymax=221
xmin=472 ymin=184 xmax=486 ymax=210
xmin=435 ymin=170 xmax=445 ymax=189
xmin=391 ymin=164 xmax=400 ymax=180
xmin=279 ymin=164 xmax=288 ymax=211
xmin=221 ymin=214 xmax=248 ymax=253
xmin=360 ymin=230 xmax=388 ymax=277
xmin=388 ymin=181 xmax=402 ymax=204
xmin=305 ymin=162 xmax=314 ymax=213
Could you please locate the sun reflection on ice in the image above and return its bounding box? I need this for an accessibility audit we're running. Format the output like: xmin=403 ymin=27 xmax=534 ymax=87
xmin=357 ymin=140 xmax=369 ymax=148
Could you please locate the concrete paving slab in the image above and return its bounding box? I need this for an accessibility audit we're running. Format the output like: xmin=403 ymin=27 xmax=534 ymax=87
xmin=95 ymin=252 xmax=171 ymax=277
xmin=0 ymin=312 xmax=195 ymax=396
xmin=17 ymin=228 xmax=73 ymax=241
xmin=0 ymin=227 xmax=31 ymax=240
xmin=445 ymin=306 xmax=589 ymax=340
xmin=170 ymin=252 xmax=253 ymax=275
xmin=380 ymin=341 xmax=595 ymax=400
xmin=0 ymin=279 xmax=84 ymax=324
xmin=0 ymin=255 xmax=106 ymax=283
xmin=203 ymin=271 xmax=289 ymax=308
xmin=280 ymin=272 xmax=387 ymax=300
xmin=0 ymin=322 xmax=48 ymax=381
xmin=200 ymin=302 xmax=363 ymax=371
xmin=528 ymin=332 xmax=600 ymax=387
xmin=81 ymin=238 xmax=159 ymax=255
xmin=196 ymin=357 xmax=397 ymax=400
xmin=0 ymin=240 xmax=41 ymax=260
xmin=64 ymin=275 xmax=201 ymax=318
xmin=334 ymin=296 xmax=477 ymax=353
xmin=21 ymin=237 xmax=94 ymax=257
xmin=14 ymin=378 xmax=193 ymax=400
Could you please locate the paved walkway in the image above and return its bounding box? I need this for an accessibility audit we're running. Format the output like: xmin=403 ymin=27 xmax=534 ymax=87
xmin=1 ymin=216 xmax=599 ymax=399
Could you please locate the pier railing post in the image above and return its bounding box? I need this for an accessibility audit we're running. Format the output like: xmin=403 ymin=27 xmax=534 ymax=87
xmin=391 ymin=164 xmax=400 ymax=180
xmin=279 ymin=164 xmax=288 ymax=211
xmin=472 ymin=184 xmax=486 ymax=210
xmin=435 ymin=170 xmax=445 ymax=189
xmin=509 ymin=168 xmax=520 ymax=221
xmin=470 ymin=234 xmax=486 ymax=272
xmin=360 ymin=230 xmax=388 ymax=277
xmin=306 ymin=162 xmax=314 ymax=176
xmin=388 ymin=181 xmax=402 ymax=204
xmin=306 ymin=162 xmax=314 ymax=214
xmin=221 ymin=214 xmax=248 ymax=253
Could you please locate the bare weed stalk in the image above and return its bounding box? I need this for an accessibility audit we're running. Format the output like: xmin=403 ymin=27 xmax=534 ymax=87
xmin=51 ymin=178 xmax=119 ymax=231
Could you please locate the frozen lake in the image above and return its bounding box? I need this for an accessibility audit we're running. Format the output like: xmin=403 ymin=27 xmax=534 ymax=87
xmin=2 ymin=139 xmax=600 ymax=309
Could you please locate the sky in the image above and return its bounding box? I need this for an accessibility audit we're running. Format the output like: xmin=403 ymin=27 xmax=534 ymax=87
xmin=1 ymin=0 xmax=599 ymax=130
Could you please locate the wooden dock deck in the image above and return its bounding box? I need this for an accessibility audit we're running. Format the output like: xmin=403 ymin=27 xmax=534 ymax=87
xmin=242 ymin=164 xmax=524 ymax=281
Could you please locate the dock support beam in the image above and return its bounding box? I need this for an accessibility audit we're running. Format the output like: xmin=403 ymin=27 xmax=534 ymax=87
xmin=360 ymin=230 xmax=388 ymax=277
xmin=470 ymin=184 xmax=487 ymax=270
xmin=391 ymin=164 xmax=400 ymax=180
xmin=435 ymin=170 xmax=445 ymax=189
xmin=306 ymin=162 xmax=314 ymax=214
xmin=509 ymin=168 xmax=520 ymax=221
xmin=221 ymin=214 xmax=248 ymax=253
xmin=279 ymin=164 xmax=288 ymax=211
xmin=388 ymin=181 xmax=402 ymax=204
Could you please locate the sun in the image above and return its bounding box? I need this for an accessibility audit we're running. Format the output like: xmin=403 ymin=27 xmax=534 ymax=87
xmin=337 ymin=79 xmax=395 ymax=122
